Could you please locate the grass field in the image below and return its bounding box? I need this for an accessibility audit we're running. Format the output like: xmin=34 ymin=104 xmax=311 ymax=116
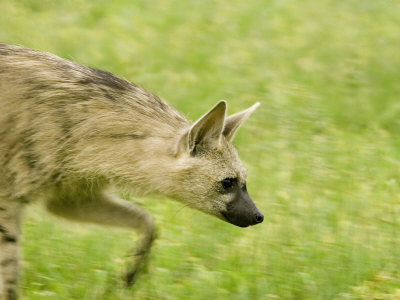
xmin=2 ymin=0 xmax=400 ymax=299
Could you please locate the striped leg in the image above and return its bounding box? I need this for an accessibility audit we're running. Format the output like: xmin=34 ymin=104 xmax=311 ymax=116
xmin=45 ymin=191 xmax=156 ymax=286
xmin=0 ymin=199 xmax=22 ymax=300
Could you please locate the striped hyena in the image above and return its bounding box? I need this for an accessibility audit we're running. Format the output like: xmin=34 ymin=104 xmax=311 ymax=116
xmin=0 ymin=44 xmax=263 ymax=299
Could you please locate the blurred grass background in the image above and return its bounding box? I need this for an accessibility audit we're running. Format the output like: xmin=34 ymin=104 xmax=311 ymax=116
xmin=2 ymin=0 xmax=400 ymax=299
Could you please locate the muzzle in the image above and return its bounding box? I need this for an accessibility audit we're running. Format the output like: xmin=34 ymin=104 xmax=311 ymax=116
xmin=221 ymin=188 xmax=263 ymax=227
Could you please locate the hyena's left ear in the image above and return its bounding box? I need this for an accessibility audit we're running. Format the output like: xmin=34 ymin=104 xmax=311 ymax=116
xmin=176 ymin=100 xmax=227 ymax=155
xmin=223 ymin=102 xmax=260 ymax=141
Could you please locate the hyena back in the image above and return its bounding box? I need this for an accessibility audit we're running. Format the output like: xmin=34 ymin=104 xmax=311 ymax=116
xmin=0 ymin=44 xmax=263 ymax=299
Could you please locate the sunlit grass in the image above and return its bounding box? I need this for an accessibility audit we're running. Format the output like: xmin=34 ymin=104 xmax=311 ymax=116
xmin=2 ymin=0 xmax=400 ymax=298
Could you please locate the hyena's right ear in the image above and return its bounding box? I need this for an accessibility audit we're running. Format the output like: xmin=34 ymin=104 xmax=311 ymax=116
xmin=223 ymin=102 xmax=260 ymax=141
xmin=176 ymin=100 xmax=227 ymax=156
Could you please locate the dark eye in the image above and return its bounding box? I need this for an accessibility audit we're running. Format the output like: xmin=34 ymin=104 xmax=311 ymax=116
xmin=221 ymin=178 xmax=236 ymax=190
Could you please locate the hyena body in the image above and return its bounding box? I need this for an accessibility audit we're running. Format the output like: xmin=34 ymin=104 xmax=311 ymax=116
xmin=0 ymin=44 xmax=263 ymax=299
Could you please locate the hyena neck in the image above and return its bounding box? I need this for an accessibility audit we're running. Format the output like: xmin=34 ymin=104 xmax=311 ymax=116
xmin=108 ymin=133 xmax=190 ymax=196
xmin=70 ymin=91 xmax=191 ymax=195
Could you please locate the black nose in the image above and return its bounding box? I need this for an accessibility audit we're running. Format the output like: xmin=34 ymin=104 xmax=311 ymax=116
xmin=254 ymin=212 xmax=264 ymax=224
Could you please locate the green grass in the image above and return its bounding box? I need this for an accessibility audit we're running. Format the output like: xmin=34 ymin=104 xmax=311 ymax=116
xmin=2 ymin=0 xmax=400 ymax=298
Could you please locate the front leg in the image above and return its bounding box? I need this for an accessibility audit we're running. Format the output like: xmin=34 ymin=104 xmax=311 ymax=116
xmin=0 ymin=198 xmax=22 ymax=300
xmin=45 ymin=191 xmax=156 ymax=286
xmin=125 ymin=219 xmax=156 ymax=286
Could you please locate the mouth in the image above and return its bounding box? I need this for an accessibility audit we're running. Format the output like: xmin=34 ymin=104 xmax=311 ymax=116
xmin=221 ymin=211 xmax=250 ymax=228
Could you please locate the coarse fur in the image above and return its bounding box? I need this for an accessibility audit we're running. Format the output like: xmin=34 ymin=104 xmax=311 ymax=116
xmin=0 ymin=44 xmax=262 ymax=299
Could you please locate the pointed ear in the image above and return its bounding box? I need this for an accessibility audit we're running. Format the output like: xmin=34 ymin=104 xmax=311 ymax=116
xmin=223 ymin=102 xmax=260 ymax=141
xmin=189 ymin=100 xmax=227 ymax=152
xmin=176 ymin=100 xmax=227 ymax=156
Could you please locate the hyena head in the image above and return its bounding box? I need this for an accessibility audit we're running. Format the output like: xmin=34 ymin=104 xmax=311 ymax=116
xmin=171 ymin=100 xmax=263 ymax=227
